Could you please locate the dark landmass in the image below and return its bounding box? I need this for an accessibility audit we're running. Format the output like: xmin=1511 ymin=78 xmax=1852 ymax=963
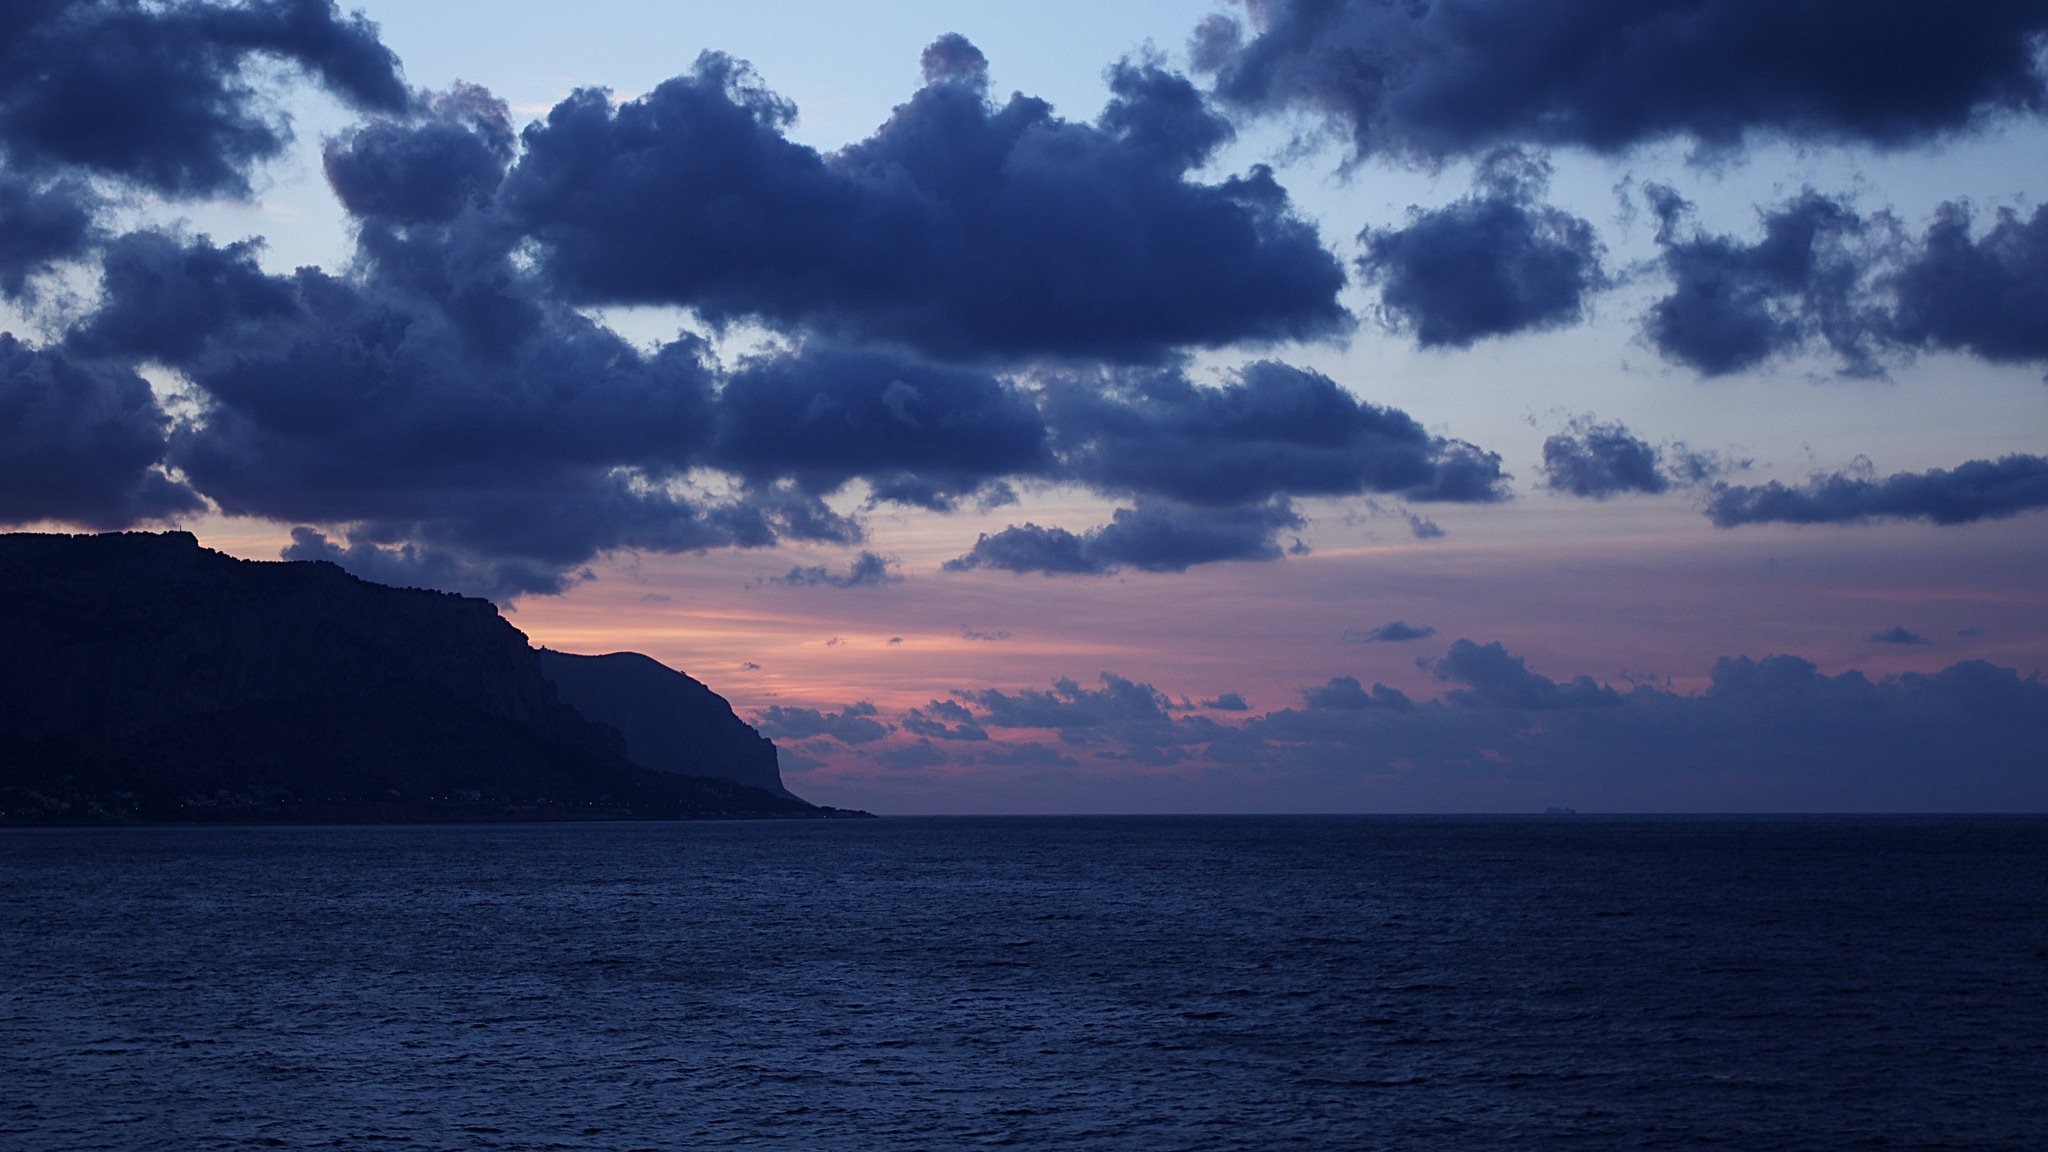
xmin=0 ymin=531 xmax=866 ymax=824
xmin=537 ymin=649 xmax=789 ymax=797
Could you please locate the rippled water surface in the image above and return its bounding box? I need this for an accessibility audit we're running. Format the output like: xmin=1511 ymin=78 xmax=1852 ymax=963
xmin=4 ymin=816 xmax=2045 ymax=1150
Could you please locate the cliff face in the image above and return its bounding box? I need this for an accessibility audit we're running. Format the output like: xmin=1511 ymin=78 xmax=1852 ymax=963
xmin=0 ymin=531 xmax=590 ymax=747
xmin=0 ymin=531 xmax=838 ymax=823
xmin=537 ymin=650 xmax=790 ymax=797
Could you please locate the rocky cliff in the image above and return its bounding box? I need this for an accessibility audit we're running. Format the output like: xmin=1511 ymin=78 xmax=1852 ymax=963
xmin=0 ymin=531 xmax=848 ymax=823
xmin=537 ymin=650 xmax=790 ymax=797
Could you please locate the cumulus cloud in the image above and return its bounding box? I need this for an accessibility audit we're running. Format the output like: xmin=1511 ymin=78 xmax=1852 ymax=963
xmin=850 ymin=641 xmax=2048 ymax=808
xmin=1869 ymin=626 xmax=1932 ymax=645
xmin=711 ymin=343 xmax=1049 ymax=511
xmin=1041 ymin=361 xmax=1509 ymax=514
xmin=1540 ymin=414 xmax=1753 ymax=500
xmin=1302 ymin=675 xmax=1414 ymax=711
xmin=760 ymin=551 xmax=900 ymax=590
xmin=1707 ymin=454 xmax=2048 ymax=527
xmin=1434 ymin=640 xmax=1621 ymax=709
xmin=1538 ymin=417 xmax=1746 ymax=501
xmin=1358 ymin=149 xmax=1607 ymax=347
xmin=753 ymin=701 xmax=892 ymax=744
xmin=1239 ymin=648 xmax=2048 ymax=809
xmin=1541 ymin=418 xmax=1668 ymax=498
xmin=943 ymin=359 xmax=1516 ymax=578
xmin=0 ymin=25 xmax=1523 ymax=598
xmin=901 ymin=699 xmax=989 ymax=742
xmin=1349 ymin=620 xmax=1437 ymax=643
xmin=501 ymin=40 xmax=1349 ymax=363
xmin=1203 ymin=692 xmax=1252 ymax=712
xmin=944 ymin=499 xmax=1305 ymax=576
xmin=0 ymin=172 xmax=96 ymax=297
xmin=41 ymin=88 xmax=897 ymax=591
xmin=323 ymin=84 xmax=514 ymax=224
xmin=955 ymin=672 xmax=1227 ymax=762
xmin=281 ymin=526 xmax=576 ymax=601
xmin=0 ymin=334 xmax=203 ymax=529
xmin=1195 ymin=1 xmax=2048 ymax=161
xmin=1890 ymin=202 xmax=2048 ymax=365
xmin=70 ymin=225 xmax=787 ymax=574
xmin=1643 ymin=186 xmax=1897 ymax=377
xmin=0 ymin=0 xmax=406 ymax=199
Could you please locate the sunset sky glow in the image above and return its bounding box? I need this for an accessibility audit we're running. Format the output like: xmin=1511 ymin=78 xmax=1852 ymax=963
xmin=4 ymin=1 xmax=2046 ymax=811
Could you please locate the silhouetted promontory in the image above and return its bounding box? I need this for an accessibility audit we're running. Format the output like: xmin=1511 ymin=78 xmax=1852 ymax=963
xmin=0 ymin=531 xmax=862 ymax=823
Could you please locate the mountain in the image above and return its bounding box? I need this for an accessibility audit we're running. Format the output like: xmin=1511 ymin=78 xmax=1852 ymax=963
xmin=537 ymin=650 xmax=790 ymax=797
xmin=0 ymin=531 xmax=858 ymax=823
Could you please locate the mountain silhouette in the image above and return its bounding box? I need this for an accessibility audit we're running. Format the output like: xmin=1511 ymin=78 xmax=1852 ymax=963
xmin=0 ymin=531 xmax=858 ymax=823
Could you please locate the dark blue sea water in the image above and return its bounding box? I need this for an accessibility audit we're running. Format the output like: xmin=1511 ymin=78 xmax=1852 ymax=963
xmin=2 ymin=816 xmax=2044 ymax=1150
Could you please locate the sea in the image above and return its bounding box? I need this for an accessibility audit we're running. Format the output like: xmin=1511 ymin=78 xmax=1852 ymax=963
xmin=2 ymin=816 xmax=2043 ymax=1151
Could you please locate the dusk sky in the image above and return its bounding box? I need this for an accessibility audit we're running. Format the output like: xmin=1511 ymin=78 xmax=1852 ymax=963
xmin=3 ymin=0 xmax=2045 ymax=813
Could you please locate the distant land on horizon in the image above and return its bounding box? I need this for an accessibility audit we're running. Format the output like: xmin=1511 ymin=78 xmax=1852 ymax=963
xmin=0 ymin=531 xmax=867 ymax=824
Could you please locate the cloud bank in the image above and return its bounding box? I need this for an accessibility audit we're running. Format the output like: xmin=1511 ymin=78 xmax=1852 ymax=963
xmin=1196 ymin=1 xmax=2048 ymax=159
xmin=1708 ymin=454 xmax=2048 ymax=528
xmin=868 ymin=642 xmax=2048 ymax=809
xmin=503 ymin=42 xmax=1350 ymax=363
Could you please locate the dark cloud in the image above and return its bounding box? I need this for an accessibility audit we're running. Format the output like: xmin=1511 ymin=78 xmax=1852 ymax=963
xmin=944 ymin=522 xmax=1095 ymax=575
xmin=1196 ymin=1 xmax=2048 ymax=160
xmin=0 ymin=333 xmax=202 ymax=529
xmin=873 ymin=739 xmax=951 ymax=770
xmin=753 ymin=701 xmax=891 ymax=745
xmin=323 ymin=84 xmax=514 ymax=224
xmin=1043 ymin=361 xmax=1511 ymax=507
xmin=1707 ymin=454 xmax=2048 ymax=527
xmin=1237 ymin=648 xmax=2048 ymax=810
xmin=1869 ymin=626 xmax=1932 ymax=645
xmin=966 ymin=673 xmax=1172 ymax=733
xmin=0 ymin=172 xmax=95 ymax=298
xmin=958 ymin=672 xmax=1225 ymax=760
xmin=501 ymin=42 xmax=1349 ymax=362
xmin=1203 ymin=692 xmax=1251 ymax=712
xmin=1350 ymin=620 xmax=1436 ymax=643
xmin=1890 ymin=202 xmax=2048 ymax=365
xmin=43 ymin=91 xmax=886 ymax=588
xmin=711 ymin=343 xmax=1048 ymax=511
xmin=1434 ymin=640 xmax=1621 ymax=709
xmin=934 ymin=351 xmax=1520 ymax=574
xmin=1663 ymin=443 xmax=1750 ymax=486
xmin=62 ymin=219 xmax=815 ymax=590
xmin=281 ymin=526 xmax=577 ymax=601
xmin=1358 ymin=149 xmax=1607 ymax=347
xmin=1541 ymin=417 xmax=1668 ymax=498
xmin=67 ymin=229 xmax=299 ymax=364
xmin=109 ymin=236 xmax=712 ymax=517
xmin=970 ymin=742 xmax=1081 ymax=768
xmin=845 ymin=641 xmax=2048 ymax=807
xmin=0 ymin=0 xmax=406 ymax=198
xmin=1643 ymin=186 xmax=1896 ymax=377
xmin=1302 ymin=675 xmax=1414 ymax=711
xmin=901 ymin=699 xmax=989 ymax=742
xmin=944 ymin=499 xmax=1305 ymax=576
xmin=918 ymin=32 xmax=988 ymax=88
xmin=761 ymin=551 xmax=900 ymax=589
xmin=961 ymin=628 xmax=1011 ymax=642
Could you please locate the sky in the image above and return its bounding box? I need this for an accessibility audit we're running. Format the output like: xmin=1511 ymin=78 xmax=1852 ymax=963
xmin=2 ymin=0 xmax=2046 ymax=813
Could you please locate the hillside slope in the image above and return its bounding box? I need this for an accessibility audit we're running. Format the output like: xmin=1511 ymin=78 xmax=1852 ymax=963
xmin=0 ymin=532 xmax=849 ymax=823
